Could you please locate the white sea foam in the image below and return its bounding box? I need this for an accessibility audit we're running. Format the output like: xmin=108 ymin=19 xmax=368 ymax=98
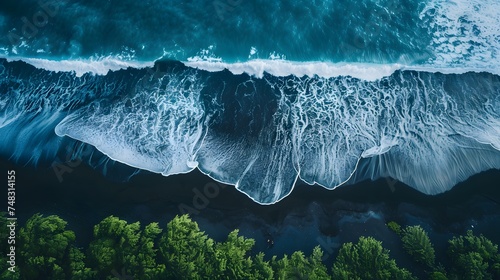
xmin=184 ymin=59 xmax=403 ymax=81
xmin=185 ymin=59 xmax=500 ymax=81
xmin=50 ymin=68 xmax=500 ymax=204
xmin=421 ymin=0 xmax=500 ymax=71
xmin=0 ymin=55 xmax=408 ymax=80
xmin=4 ymin=56 xmax=154 ymax=77
xmin=4 ymin=55 xmax=500 ymax=83
xmin=2 ymin=54 xmax=499 ymax=204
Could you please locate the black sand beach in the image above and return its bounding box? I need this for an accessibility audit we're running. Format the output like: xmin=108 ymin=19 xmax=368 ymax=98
xmin=3 ymin=155 xmax=500 ymax=277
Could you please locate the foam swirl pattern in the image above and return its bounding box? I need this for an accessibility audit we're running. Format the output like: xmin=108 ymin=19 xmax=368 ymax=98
xmin=2 ymin=60 xmax=497 ymax=204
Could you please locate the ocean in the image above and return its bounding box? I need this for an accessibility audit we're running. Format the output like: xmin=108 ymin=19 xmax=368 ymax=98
xmin=0 ymin=0 xmax=499 ymax=204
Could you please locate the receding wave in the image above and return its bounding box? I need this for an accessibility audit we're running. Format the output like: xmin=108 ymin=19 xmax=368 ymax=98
xmin=1 ymin=59 xmax=498 ymax=204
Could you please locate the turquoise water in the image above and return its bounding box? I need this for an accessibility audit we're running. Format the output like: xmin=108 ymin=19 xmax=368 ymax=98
xmin=1 ymin=0 xmax=498 ymax=69
xmin=0 ymin=0 xmax=430 ymax=63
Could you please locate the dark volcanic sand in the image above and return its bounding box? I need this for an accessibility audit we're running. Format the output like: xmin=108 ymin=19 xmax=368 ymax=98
xmin=2 ymin=157 xmax=500 ymax=276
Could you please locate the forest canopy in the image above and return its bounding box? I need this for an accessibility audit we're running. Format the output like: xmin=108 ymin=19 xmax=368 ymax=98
xmin=1 ymin=213 xmax=499 ymax=280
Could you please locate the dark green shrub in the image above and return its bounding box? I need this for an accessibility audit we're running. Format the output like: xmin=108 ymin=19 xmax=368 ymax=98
xmin=88 ymin=216 xmax=163 ymax=279
xmin=387 ymin=221 xmax=402 ymax=235
xmin=457 ymin=252 xmax=489 ymax=279
xmin=269 ymin=255 xmax=288 ymax=280
xmin=280 ymin=247 xmax=329 ymax=280
xmin=308 ymin=246 xmax=329 ymax=280
xmin=448 ymin=230 xmax=498 ymax=262
xmin=429 ymin=271 xmax=448 ymax=280
xmin=401 ymin=225 xmax=435 ymax=268
xmin=448 ymin=230 xmax=499 ymax=280
xmin=492 ymin=262 xmax=500 ymax=279
xmin=332 ymin=236 xmax=415 ymax=280
xmin=214 ymin=229 xmax=255 ymax=279
xmin=158 ymin=214 xmax=214 ymax=279
xmin=251 ymin=252 xmax=274 ymax=280
xmin=19 ymin=214 xmax=94 ymax=280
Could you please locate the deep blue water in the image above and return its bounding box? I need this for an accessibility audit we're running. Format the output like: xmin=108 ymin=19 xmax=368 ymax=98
xmin=0 ymin=0 xmax=499 ymax=204
xmin=2 ymin=0 xmax=431 ymax=63
xmin=0 ymin=0 xmax=498 ymax=68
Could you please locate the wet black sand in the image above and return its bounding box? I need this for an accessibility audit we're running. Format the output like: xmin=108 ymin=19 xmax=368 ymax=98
xmin=2 ymin=157 xmax=500 ymax=277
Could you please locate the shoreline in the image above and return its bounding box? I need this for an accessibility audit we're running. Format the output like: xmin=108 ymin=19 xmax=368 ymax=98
xmin=3 ymin=157 xmax=499 ymax=262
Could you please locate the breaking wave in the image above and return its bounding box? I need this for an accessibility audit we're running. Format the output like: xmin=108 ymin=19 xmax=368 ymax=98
xmin=0 ymin=58 xmax=499 ymax=204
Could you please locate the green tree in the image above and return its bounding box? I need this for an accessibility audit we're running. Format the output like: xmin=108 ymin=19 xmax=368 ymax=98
xmin=158 ymin=214 xmax=216 ymax=279
xmin=401 ymin=225 xmax=435 ymax=268
xmin=137 ymin=222 xmax=165 ymax=279
xmin=448 ymin=230 xmax=498 ymax=263
xmin=284 ymin=247 xmax=329 ymax=280
xmin=269 ymin=247 xmax=329 ymax=280
xmin=18 ymin=213 xmax=93 ymax=280
xmin=309 ymin=246 xmax=329 ymax=280
xmin=68 ymin=248 xmax=95 ymax=280
xmin=456 ymin=252 xmax=488 ymax=280
xmin=251 ymin=252 xmax=273 ymax=280
xmin=429 ymin=271 xmax=448 ymax=280
xmin=286 ymin=251 xmax=312 ymax=280
xmin=88 ymin=216 xmax=163 ymax=279
xmin=332 ymin=236 xmax=415 ymax=280
xmin=214 ymin=229 xmax=255 ymax=279
xmin=492 ymin=262 xmax=500 ymax=279
xmin=270 ymin=255 xmax=288 ymax=280
xmin=448 ymin=230 xmax=500 ymax=280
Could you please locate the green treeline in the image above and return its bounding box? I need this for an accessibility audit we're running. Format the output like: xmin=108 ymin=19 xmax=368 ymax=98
xmin=1 ymin=213 xmax=499 ymax=280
